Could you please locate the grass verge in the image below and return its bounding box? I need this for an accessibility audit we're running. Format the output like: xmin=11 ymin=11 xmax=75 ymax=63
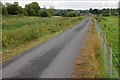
xmin=98 ymin=16 xmax=119 ymax=77
xmin=72 ymin=17 xmax=100 ymax=78
xmin=2 ymin=31 xmax=61 ymax=63
xmin=99 ymin=16 xmax=118 ymax=59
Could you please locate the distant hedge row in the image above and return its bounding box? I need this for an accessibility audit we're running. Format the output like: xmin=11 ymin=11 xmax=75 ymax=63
xmin=1 ymin=2 xmax=54 ymax=17
xmin=1 ymin=2 xmax=119 ymax=17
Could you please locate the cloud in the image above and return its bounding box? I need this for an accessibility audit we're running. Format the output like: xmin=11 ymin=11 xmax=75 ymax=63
xmin=1 ymin=0 xmax=119 ymax=10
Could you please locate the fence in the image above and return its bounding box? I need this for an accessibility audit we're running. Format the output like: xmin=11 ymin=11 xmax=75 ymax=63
xmin=94 ymin=18 xmax=120 ymax=79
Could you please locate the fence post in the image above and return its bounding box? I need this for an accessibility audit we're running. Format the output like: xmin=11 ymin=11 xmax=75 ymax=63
xmin=104 ymin=33 xmax=106 ymax=49
xmin=109 ymin=43 xmax=112 ymax=78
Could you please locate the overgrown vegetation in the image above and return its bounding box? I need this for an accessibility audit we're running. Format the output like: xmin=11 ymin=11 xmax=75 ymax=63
xmin=99 ymin=16 xmax=119 ymax=76
xmin=2 ymin=15 xmax=86 ymax=62
xmin=95 ymin=16 xmax=119 ymax=59
xmin=95 ymin=15 xmax=119 ymax=77
xmin=99 ymin=16 xmax=118 ymax=58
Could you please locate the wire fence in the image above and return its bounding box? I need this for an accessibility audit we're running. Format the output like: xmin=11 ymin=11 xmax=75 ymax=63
xmin=94 ymin=18 xmax=120 ymax=79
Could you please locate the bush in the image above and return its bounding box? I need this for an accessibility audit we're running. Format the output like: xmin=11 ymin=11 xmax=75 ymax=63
xmin=66 ymin=11 xmax=78 ymax=17
xmin=6 ymin=2 xmax=23 ymax=15
xmin=40 ymin=10 xmax=51 ymax=17
xmin=25 ymin=2 xmax=40 ymax=16
xmin=2 ymin=4 xmax=8 ymax=15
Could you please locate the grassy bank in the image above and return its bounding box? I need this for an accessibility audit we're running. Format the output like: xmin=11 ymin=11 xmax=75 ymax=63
xmin=98 ymin=16 xmax=119 ymax=77
xmin=99 ymin=16 xmax=118 ymax=58
xmin=2 ymin=15 xmax=86 ymax=62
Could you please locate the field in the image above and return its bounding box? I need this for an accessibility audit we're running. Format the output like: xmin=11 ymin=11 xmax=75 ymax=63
xmin=99 ymin=16 xmax=119 ymax=77
xmin=99 ymin=16 xmax=119 ymax=60
xmin=2 ymin=15 xmax=86 ymax=62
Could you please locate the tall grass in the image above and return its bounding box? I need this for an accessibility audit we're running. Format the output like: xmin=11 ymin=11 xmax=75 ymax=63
xmin=99 ymin=16 xmax=119 ymax=76
xmin=99 ymin=16 xmax=119 ymax=59
xmin=2 ymin=15 xmax=85 ymax=53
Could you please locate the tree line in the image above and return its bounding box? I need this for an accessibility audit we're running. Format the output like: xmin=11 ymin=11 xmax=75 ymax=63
xmin=1 ymin=2 xmax=119 ymax=17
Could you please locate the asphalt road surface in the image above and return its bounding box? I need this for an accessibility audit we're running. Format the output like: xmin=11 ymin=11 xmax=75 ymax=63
xmin=2 ymin=17 xmax=91 ymax=78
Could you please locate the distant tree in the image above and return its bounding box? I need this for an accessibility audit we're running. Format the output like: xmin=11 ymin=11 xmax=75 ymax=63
xmin=40 ymin=6 xmax=51 ymax=17
xmin=6 ymin=2 xmax=23 ymax=15
xmin=40 ymin=10 xmax=51 ymax=17
xmin=1 ymin=3 xmax=8 ymax=15
xmin=40 ymin=7 xmax=51 ymax=17
xmin=2 ymin=2 xmax=119 ymax=17
xmin=102 ymin=8 xmax=110 ymax=16
xmin=47 ymin=6 xmax=54 ymax=16
xmin=89 ymin=8 xmax=93 ymax=14
xmin=81 ymin=10 xmax=89 ymax=16
xmin=78 ymin=10 xmax=84 ymax=16
xmin=67 ymin=9 xmax=74 ymax=12
xmin=53 ymin=10 xmax=62 ymax=16
xmin=76 ymin=10 xmax=81 ymax=16
xmin=23 ymin=8 xmax=28 ymax=16
xmin=92 ymin=9 xmax=100 ymax=14
xmin=110 ymin=8 xmax=119 ymax=16
xmin=61 ymin=10 xmax=67 ymax=17
xmin=66 ymin=11 xmax=78 ymax=17
xmin=25 ymin=2 xmax=40 ymax=16
xmin=29 ymin=8 xmax=36 ymax=16
xmin=0 ymin=3 xmax=1 ymax=14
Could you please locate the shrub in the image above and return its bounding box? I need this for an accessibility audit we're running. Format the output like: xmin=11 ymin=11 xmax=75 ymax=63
xmin=66 ymin=11 xmax=78 ymax=17
xmin=40 ymin=10 xmax=51 ymax=17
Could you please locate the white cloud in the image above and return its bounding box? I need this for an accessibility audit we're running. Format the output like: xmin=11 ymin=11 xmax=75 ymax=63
xmin=1 ymin=0 xmax=119 ymax=10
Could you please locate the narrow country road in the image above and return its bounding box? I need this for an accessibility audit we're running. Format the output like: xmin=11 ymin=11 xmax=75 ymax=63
xmin=2 ymin=17 xmax=91 ymax=78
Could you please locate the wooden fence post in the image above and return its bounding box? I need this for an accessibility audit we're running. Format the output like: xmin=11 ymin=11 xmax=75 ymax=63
xmin=109 ymin=43 xmax=112 ymax=78
xmin=104 ymin=33 xmax=106 ymax=49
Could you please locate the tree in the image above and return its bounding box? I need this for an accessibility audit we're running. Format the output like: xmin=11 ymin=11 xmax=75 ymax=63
xmin=47 ymin=6 xmax=54 ymax=16
xmin=61 ymin=10 xmax=67 ymax=17
xmin=89 ymin=8 xmax=93 ymax=14
xmin=110 ymin=8 xmax=119 ymax=16
xmin=53 ymin=10 xmax=62 ymax=16
xmin=6 ymin=2 xmax=23 ymax=15
xmin=66 ymin=11 xmax=78 ymax=17
xmin=92 ymin=9 xmax=100 ymax=14
xmin=40 ymin=6 xmax=51 ymax=17
xmin=40 ymin=10 xmax=51 ymax=17
xmin=102 ymin=8 xmax=110 ymax=16
xmin=2 ymin=3 xmax=8 ymax=15
xmin=29 ymin=8 xmax=36 ymax=16
xmin=25 ymin=2 xmax=40 ymax=16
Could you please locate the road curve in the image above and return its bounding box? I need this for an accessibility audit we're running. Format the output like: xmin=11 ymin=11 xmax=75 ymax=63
xmin=2 ymin=17 xmax=91 ymax=78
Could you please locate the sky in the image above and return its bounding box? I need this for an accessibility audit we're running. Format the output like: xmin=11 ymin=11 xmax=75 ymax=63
xmin=1 ymin=0 xmax=119 ymax=10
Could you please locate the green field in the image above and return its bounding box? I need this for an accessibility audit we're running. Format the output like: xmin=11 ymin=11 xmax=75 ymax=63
xmin=2 ymin=15 xmax=85 ymax=62
xmin=99 ymin=16 xmax=119 ymax=77
xmin=99 ymin=16 xmax=119 ymax=59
